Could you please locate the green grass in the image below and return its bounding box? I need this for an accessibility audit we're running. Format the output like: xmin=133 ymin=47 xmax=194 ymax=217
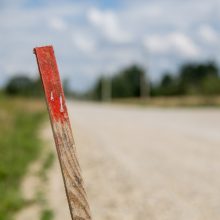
xmin=41 ymin=209 xmax=54 ymax=220
xmin=0 ymin=96 xmax=45 ymax=220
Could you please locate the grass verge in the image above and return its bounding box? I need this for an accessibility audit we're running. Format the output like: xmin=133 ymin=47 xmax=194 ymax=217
xmin=0 ymin=96 xmax=45 ymax=220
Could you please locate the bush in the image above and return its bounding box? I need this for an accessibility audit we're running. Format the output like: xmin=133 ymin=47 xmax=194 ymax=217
xmin=5 ymin=75 xmax=43 ymax=97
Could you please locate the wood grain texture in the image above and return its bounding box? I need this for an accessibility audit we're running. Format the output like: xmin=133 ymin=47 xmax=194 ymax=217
xmin=34 ymin=46 xmax=92 ymax=220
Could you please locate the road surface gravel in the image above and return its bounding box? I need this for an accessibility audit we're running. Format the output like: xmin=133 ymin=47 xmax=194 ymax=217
xmin=45 ymin=102 xmax=220 ymax=220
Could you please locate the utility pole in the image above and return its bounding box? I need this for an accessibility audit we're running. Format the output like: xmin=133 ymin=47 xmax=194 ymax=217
xmin=140 ymin=72 xmax=150 ymax=99
xmin=101 ymin=76 xmax=111 ymax=102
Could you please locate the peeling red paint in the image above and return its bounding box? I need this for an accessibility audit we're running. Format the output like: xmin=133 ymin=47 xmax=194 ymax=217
xmin=34 ymin=46 xmax=68 ymax=122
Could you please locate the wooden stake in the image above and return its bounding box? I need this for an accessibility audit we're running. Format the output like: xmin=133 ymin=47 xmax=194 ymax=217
xmin=34 ymin=46 xmax=92 ymax=220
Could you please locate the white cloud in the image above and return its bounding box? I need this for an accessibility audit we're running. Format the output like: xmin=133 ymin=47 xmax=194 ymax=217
xmin=143 ymin=35 xmax=168 ymax=54
xmin=169 ymin=33 xmax=199 ymax=57
xmin=0 ymin=0 xmax=220 ymax=90
xmin=198 ymin=25 xmax=218 ymax=44
xmin=72 ymin=33 xmax=96 ymax=53
xmin=87 ymin=7 xmax=132 ymax=43
xmin=144 ymin=32 xmax=199 ymax=58
xmin=48 ymin=17 xmax=68 ymax=31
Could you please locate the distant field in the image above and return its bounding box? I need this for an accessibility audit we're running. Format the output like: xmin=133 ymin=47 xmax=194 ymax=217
xmin=113 ymin=96 xmax=220 ymax=107
xmin=0 ymin=96 xmax=45 ymax=220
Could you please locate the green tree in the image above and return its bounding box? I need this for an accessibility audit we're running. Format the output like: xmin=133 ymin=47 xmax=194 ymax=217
xmin=89 ymin=76 xmax=103 ymax=101
xmin=89 ymin=65 xmax=148 ymax=100
xmin=5 ymin=75 xmax=43 ymax=97
xmin=152 ymin=72 xmax=180 ymax=96
xmin=178 ymin=61 xmax=219 ymax=95
xmin=201 ymin=75 xmax=220 ymax=95
xmin=154 ymin=61 xmax=220 ymax=96
xmin=5 ymin=75 xmax=33 ymax=96
xmin=111 ymin=65 xmax=147 ymax=98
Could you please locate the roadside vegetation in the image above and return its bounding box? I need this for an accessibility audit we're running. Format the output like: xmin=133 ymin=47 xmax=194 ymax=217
xmin=4 ymin=60 xmax=220 ymax=107
xmin=0 ymin=95 xmax=46 ymax=220
xmin=86 ymin=61 xmax=220 ymax=105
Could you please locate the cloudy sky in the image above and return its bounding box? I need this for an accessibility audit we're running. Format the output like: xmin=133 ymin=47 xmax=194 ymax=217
xmin=0 ymin=0 xmax=219 ymax=91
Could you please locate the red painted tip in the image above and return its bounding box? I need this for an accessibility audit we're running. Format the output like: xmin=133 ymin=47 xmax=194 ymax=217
xmin=34 ymin=45 xmax=68 ymax=123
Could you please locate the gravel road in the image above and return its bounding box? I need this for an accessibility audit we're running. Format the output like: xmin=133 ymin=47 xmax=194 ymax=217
xmin=45 ymin=102 xmax=220 ymax=220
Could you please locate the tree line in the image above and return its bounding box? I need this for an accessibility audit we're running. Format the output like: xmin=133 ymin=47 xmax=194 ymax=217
xmin=153 ymin=61 xmax=220 ymax=96
xmin=87 ymin=61 xmax=220 ymax=100
xmin=2 ymin=61 xmax=220 ymax=99
xmin=3 ymin=75 xmax=71 ymax=97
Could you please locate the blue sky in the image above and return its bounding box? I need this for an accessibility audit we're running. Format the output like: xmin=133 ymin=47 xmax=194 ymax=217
xmin=0 ymin=0 xmax=219 ymax=91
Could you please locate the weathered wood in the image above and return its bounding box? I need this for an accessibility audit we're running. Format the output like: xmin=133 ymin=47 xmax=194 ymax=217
xmin=34 ymin=46 xmax=92 ymax=220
